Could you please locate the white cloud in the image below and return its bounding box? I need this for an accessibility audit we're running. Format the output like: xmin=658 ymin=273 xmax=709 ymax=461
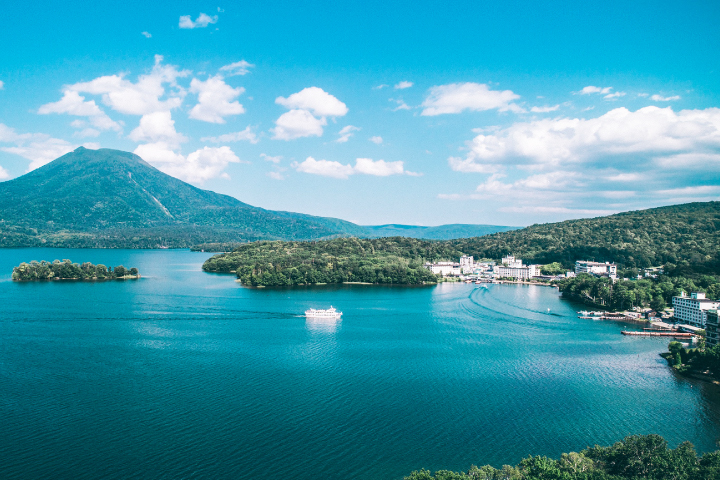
xmin=260 ymin=153 xmax=282 ymax=164
xmin=141 ymin=31 xmax=151 ymax=38
xmin=201 ymin=126 xmax=258 ymax=144
xmin=271 ymin=109 xmax=326 ymax=140
xmin=390 ymin=98 xmax=411 ymax=111
xmin=651 ymin=94 xmax=681 ymax=102
xmin=354 ymin=158 xmax=405 ymax=176
xmin=188 ymin=75 xmax=245 ymax=123
xmin=0 ymin=165 xmax=8 ymax=180
xmin=66 ymin=55 xmax=189 ymax=116
xmin=369 ymin=136 xmax=383 ymax=144
xmin=219 ymin=60 xmax=254 ymax=77
xmin=373 ymin=84 xmax=389 ymax=90
xmin=0 ymin=80 xmax=4 ymax=90
xmin=336 ymin=125 xmax=360 ymax=143
xmin=578 ymin=86 xmax=613 ymax=95
xmin=275 ymin=87 xmax=348 ymax=117
xmin=179 ymin=13 xmax=218 ymax=29
xmin=293 ymin=156 xmax=415 ymax=178
xmin=0 ymin=123 xmax=87 ymax=171
xmin=268 ymin=171 xmax=284 ymax=180
xmin=134 ymin=144 xmax=241 ymax=183
xmin=605 ymin=173 xmax=643 ymax=182
xmin=272 ymin=87 xmax=347 ymax=140
xmin=129 ymin=111 xmax=187 ymax=145
xmin=604 ymin=91 xmax=626 ymax=100
xmin=530 ymin=105 xmax=560 ymax=113
xmin=38 ymin=90 xmax=122 ymax=132
xmin=449 ymin=106 xmax=720 ymax=173
xmin=420 ymin=82 xmax=522 ymax=116
xmin=394 ymin=81 xmax=413 ymax=90
xmin=293 ymin=157 xmax=355 ymax=179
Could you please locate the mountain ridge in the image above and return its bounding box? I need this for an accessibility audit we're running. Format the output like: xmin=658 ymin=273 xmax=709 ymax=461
xmin=0 ymin=147 xmax=514 ymax=247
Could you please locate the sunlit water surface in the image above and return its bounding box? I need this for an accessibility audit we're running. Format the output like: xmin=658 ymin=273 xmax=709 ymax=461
xmin=2 ymin=249 xmax=720 ymax=479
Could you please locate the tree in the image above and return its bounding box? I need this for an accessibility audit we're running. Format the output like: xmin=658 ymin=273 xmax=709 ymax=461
xmin=114 ymin=265 xmax=126 ymax=277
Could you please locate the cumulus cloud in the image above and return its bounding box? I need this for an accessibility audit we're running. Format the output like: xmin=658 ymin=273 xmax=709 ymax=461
xmin=578 ymin=86 xmax=613 ymax=95
xmin=188 ymin=75 xmax=245 ymax=123
xmin=421 ymin=82 xmax=522 ymax=115
xmin=0 ymin=165 xmax=8 ymax=180
xmin=64 ymin=55 xmax=189 ymax=116
xmin=369 ymin=136 xmax=383 ymax=144
xmin=336 ymin=125 xmax=360 ymax=143
xmin=128 ymin=111 xmax=187 ymax=145
xmin=179 ymin=13 xmax=218 ymax=29
xmin=141 ymin=31 xmax=151 ymax=38
xmin=38 ymin=90 xmax=122 ymax=132
xmin=134 ymin=144 xmax=241 ymax=183
xmin=219 ymin=60 xmax=254 ymax=77
xmin=394 ymin=81 xmax=413 ymax=90
xmin=651 ymin=94 xmax=681 ymax=102
xmin=293 ymin=157 xmax=416 ymax=179
xmin=275 ymin=87 xmax=348 ymax=117
xmin=272 ymin=109 xmax=326 ymax=140
xmin=0 ymin=80 xmax=4 ymax=90
xmin=373 ymin=84 xmax=389 ymax=90
xmin=272 ymin=87 xmax=347 ymax=140
xmin=268 ymin=171 xmax=285 ymax=180
xmin=201 ymin=126 xmax=258 ymax=144
xmin=0 ymin=123 xmax=92 ymax=171
xmin=530 ymin=105 xmax=560 ymax=113
xmin=449 ymin=106 xmax=720 ymax=173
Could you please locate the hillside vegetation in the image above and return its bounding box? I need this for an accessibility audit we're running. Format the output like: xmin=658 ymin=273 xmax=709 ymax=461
xmin=404 ymin=434 xmax=720 ymax=480
xmin=202 ymin=237 xmax=456 ymax=286
xmin=204 ymin=202 xmax=720 ymax=290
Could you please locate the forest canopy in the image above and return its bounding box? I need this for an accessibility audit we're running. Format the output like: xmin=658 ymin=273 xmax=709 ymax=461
xmin=12 ymin=259 xmax=139 ymax=281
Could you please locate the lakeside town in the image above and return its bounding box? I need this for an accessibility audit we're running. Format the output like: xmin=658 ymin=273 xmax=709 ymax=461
xmin=425 ymin=255 xmax=720 ymax=347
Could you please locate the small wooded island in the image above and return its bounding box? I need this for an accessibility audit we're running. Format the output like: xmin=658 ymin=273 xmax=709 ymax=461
xmin=12 ymin=259 xmax=139 ymax=281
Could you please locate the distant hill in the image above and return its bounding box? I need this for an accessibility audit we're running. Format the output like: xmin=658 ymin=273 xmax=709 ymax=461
xmin=0 ymin=147 xmax=514 ymax=248
xmin=363 ymin=223 xmax=519 ymax=240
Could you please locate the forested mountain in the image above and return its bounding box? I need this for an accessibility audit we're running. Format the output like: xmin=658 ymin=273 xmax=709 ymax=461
xmin=0 ymin=147 xmax=513 ymax=247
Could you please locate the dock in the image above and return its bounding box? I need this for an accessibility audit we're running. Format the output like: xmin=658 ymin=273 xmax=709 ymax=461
xmin=621 ymin=331 xmax=695 ymax=337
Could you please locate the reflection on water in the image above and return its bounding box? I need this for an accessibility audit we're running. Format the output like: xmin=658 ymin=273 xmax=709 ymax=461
xmin=306 ymin=316 xmax=342 ymax=333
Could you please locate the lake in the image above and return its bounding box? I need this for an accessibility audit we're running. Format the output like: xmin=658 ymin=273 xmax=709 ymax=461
xmin=2 ymin=249 xmax=720 ymax=479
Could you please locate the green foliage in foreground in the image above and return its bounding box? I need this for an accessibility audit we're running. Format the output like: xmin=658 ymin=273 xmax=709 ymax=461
xmin=405 ymin=434 xmax=720 ymax=480
xmin=12 ymin=259 xmax=139 ymax=281
xmin=202 ymin=237 xmax=457 ymax=286
xmin=557 ymin=273 xmax=720 ymax=310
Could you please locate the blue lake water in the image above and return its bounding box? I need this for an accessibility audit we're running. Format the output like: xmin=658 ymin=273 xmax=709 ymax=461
xmin=2 ymin=248 xmax=720 ymax=479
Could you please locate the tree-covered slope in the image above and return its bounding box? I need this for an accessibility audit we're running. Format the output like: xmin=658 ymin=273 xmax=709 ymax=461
xmin=202 ymin=237 xmax=460 ymax=286
xmin=449 ymin=202 xmax=720 ymax=274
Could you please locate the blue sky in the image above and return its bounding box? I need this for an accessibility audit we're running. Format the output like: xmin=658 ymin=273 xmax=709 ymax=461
xmin=1 ymin=0 xmax=719 ymax=226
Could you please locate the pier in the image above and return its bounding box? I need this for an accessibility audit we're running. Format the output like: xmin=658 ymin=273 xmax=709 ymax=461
xmin=621 ymin=331 xmax=695 ymax=337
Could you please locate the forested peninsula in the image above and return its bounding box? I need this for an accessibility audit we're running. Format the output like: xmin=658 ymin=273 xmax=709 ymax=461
xmin=203 ymin=202 xmax=720 ymax=301
xmin=12 ymin=260 xmax=139 ymax=281
xmin=403 ymin=434 xmax=720 ymax=480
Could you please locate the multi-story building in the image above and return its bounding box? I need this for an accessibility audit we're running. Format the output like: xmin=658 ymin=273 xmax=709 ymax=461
xmin=672 ymin=292 xmax=720 ymax=328
xmin=495 ymin=264 xmax=540 ymax=280
xmin=575 ymin=260 xmax=617 ymax=279
xmin=501 ymin=255 xmax=523 ymax=268
xmin=705 ymin=309 xmax=719 ymax=348
xmin=459 ymin=255 xmax=474 ymax=274
xmin=424 ymin=261 xmax=461 ymax=276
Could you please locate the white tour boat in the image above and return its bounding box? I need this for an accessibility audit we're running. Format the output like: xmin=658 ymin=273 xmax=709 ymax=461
xmin=305 ymin=306 xmax=342 ymax=318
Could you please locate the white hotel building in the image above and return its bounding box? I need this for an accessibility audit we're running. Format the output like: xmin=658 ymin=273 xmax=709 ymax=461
xmin=672 ymin=292 xmax=720 ymax=328
xmin=575 ymin=260 xmax=617 ymax=278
